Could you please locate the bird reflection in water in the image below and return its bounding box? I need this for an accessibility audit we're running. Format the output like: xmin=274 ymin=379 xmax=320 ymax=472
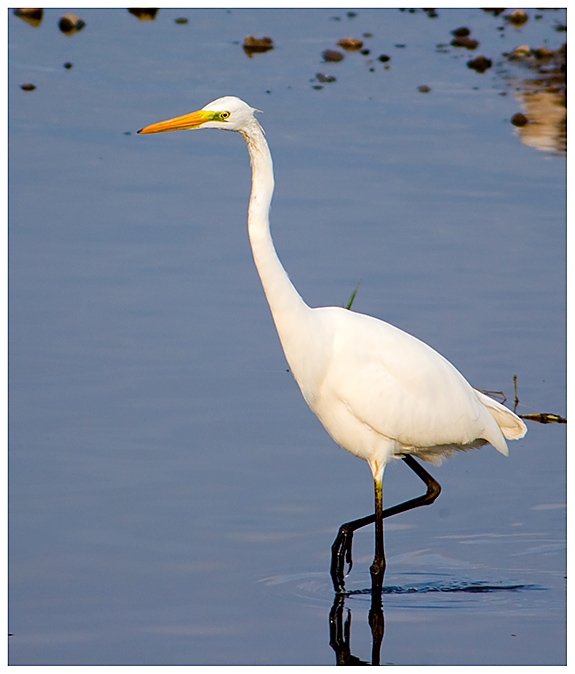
xmin=328 ymin=570 xmax=534 ymax=664
xmin=330 ymin=590 xmax=384 ymax=666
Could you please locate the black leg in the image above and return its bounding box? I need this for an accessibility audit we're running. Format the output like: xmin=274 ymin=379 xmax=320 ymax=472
xmin=369 ymin=477 xmax=385 ymax=593
xmin=368 ymin=474 xmax=386 ymax=664
xmin=330 ymin=455 xmax=441 ymax=593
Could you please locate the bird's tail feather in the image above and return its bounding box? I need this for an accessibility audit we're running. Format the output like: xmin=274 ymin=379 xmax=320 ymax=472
xmin=475 ymin=389 xmax=528 ymax=440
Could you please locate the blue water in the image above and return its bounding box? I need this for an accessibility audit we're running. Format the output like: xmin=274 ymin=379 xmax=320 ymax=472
xmin=9 ymin=7 xmax=565 ymax=665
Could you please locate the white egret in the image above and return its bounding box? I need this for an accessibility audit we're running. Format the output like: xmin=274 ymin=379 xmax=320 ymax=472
xmin=138 ymin=96 xmax=527 ymax=593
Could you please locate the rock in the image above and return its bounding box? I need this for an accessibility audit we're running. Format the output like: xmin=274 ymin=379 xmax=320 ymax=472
xmin=243 ymin=36 xmax=274 ymax=56
xmin=467 ymin=56 xmax=492 ymax=73
xmin=315 ymin=73 xmax=336 ymax=83
xmin=13 ymin=8 xmax=43 ymax=27
xmin=58 ymin=13 xmax=86 ymax=34
xmin=511 ymin=113 xmax=529 ymax=127
xmin=451 ymin=36 xmax=479 ymax=50
xmin=128 ymin=9 xmax=159 ymax=21
xmin=322 ymin=49 xmax=344 ymax=62
xmin=533 ymin=47 xmax=554 ymax=59
xmin=509 ymin=45 xmax=532 ymax=59
xmin=508 ymin=9 xmax=528 ymax=25
xmin=337 ymin=38 xmax=363 ymax=51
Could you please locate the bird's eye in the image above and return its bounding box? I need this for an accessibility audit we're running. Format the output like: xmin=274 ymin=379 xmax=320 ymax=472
xmin=220 ymin=111 xmax=230 ymax=121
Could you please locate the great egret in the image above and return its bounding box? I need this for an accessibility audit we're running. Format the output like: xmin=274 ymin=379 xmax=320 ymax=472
xmin=138 ymin=96 xmax=527 ymax=593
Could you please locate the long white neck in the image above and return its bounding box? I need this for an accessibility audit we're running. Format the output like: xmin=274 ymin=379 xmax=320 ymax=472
xmin=239 ymin=120 xmax=313 ymax=367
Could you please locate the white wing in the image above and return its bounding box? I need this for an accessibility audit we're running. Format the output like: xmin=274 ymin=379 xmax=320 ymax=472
xmin=309 ymin=307 xmax=525 ymax=460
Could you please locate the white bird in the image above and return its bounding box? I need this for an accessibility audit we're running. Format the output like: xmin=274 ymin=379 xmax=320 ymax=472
xmin=138 ymin=96 xmax=527 ymax=593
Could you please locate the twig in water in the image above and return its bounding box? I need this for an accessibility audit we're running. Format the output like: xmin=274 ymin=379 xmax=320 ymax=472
xmin=477 ymin=388 xmax=507 ymax=404
xmin=520 ymin=413 xmax=567 ymax=424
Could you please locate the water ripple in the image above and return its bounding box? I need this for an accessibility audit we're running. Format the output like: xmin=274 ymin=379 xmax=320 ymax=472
xmin=353 ymin=580 xmax=542 ymax=595
xmin=257 ymin=571 xmax=544 ymax=607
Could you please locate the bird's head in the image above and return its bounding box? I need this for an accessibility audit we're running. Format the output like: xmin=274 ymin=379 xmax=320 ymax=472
xmin=137 ymin=96 xmax=259 ymax=135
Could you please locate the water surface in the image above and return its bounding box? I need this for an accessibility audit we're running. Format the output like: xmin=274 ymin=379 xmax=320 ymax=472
xmin=9 ymin=7 xmax=566 ymax=665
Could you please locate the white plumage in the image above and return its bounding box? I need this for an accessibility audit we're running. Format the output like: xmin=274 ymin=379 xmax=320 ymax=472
xmin=139 ymin=96 xmax=527 ymax=588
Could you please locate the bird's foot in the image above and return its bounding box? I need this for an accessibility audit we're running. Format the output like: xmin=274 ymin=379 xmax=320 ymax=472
xmin=330 ymin=523 xmax=355 ymax=593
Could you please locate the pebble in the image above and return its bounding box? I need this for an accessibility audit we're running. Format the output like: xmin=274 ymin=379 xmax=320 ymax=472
xmin=508 ymin=9 xmax=528 ymax=26
xmin=451 ymin=36 xmax=479 ymax=50
xmin=337 ymin=38 xmax=363 ymax=51
xmin=467 ymin=56 xmax=492 ymax=73
xmin=58 ymin=13 xmax=86 ymax=34
xmin=127 ymin=9 xmax=159 ymax=21
xmin=243 ymin=36 xmax=274 ymax=55
xmin=509 ymin=45 xmax=532 ymax=59
xmin=315 ymin=73 xmax=336 ymax=83
xmin=511 ymin=113 xmax=529 ymax=127
xmin=322 ymin=49 xmax=344 ymax=62
xmin=13 ymin=8 xmax=43 ymax=27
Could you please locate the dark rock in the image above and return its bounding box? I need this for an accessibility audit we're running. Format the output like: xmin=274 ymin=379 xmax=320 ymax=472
xmin=511 ymin=113 xmax=529 ymax=127
xmin=451 ymin=36 xmax=479 ymax=50
xmin=467 ymin=56 xmax=492 ymax=73
xmin=128 ymin=9 xmax=159 ymax=21
xmin=243 ymin=36 xmax=274 ymax=56
xmin=58 ymin=13 xmax=86 ymax=34
xmin=322 ymin=49 xmax=344 ymax=62
xmin=13 ymin=8 xmax=43 ymax=27
xmin=337 ymin=38 xmax=363 ymax=51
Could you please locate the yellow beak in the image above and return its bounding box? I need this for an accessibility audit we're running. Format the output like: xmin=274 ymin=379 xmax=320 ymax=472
xmin=137 ymin=109 xmax=215 ymax=134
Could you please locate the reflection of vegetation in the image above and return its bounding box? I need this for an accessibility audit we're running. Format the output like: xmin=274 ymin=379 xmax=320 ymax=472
xmin=505 ymin=44 xmax=566 ymax=155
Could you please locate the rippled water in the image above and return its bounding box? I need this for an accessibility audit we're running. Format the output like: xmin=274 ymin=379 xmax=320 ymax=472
xmin=9 ymin=7 xmax=565 ymax=665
